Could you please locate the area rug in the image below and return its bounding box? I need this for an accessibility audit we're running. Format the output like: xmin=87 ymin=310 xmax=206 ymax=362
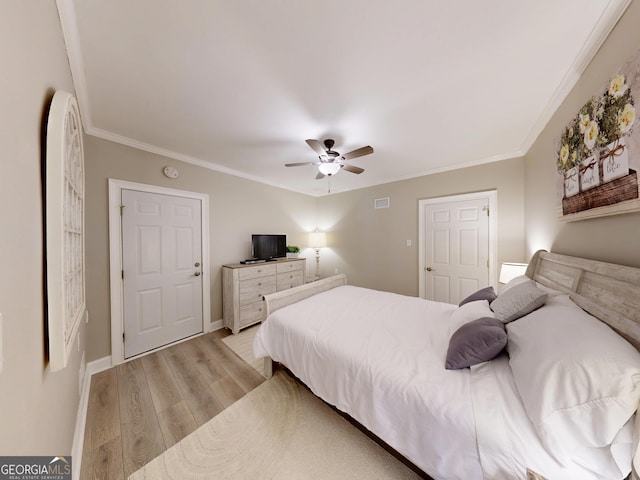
xmin=221 ymin=325 xmax=265 ymax=377
xmin=129 ymin=371 xmax=422 ymax=479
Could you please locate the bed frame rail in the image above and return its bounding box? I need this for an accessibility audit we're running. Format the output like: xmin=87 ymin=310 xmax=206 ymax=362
xmin=263 ymin=273 xmax=347 ymax=317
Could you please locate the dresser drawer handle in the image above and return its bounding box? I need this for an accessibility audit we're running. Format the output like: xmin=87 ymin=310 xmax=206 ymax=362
xmin=258 ymin=282 xmax=262 ymax=286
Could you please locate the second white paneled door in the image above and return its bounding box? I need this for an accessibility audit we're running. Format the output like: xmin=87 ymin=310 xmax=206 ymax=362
xmin=121 ymin=189 xmax=203 ymax=358
xmin=423 ymin=195 xmax=491 ymax=304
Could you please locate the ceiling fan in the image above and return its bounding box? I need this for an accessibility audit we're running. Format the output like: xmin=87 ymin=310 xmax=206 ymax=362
xmin=285 ymin=139 xmax=374 ymax=179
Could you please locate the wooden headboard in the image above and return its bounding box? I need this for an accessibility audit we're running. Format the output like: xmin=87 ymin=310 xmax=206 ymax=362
xmin=526 ymin=250 xmax=640 ymax=349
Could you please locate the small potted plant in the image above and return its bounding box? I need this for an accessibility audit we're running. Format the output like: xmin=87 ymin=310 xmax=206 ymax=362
xmin=286 ymin=245 xmax=300 ymax=258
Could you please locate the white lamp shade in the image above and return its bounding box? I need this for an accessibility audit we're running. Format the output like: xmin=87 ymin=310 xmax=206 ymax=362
xmin=318 ymin=163 xmax=341 ymax=176
xmin=309 ymin=231 xmax=327 ymax=248
xmin=499 ymin=262 xmax=528 ymax=284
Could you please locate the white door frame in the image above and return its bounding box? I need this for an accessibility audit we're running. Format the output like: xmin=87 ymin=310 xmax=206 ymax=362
xmin=418 ymin=190 xmax=498 ymax=300
xmin=108 ymin=179 xmax=211 ymax=365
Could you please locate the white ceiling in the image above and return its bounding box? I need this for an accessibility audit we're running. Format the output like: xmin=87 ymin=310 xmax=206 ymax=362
xmin=58 ymin=0 xmax=629 ymax=196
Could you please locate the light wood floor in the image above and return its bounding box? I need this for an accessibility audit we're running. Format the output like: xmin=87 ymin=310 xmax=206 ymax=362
xmin=80 ymin=329 xmax=265 ymax=479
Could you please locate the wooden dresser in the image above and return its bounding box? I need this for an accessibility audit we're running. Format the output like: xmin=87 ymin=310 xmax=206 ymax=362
xmin=222 ymin=258 xmax=306 ymax=333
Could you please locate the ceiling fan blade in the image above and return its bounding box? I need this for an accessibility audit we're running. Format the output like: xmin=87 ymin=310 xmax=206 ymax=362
xmin=285 ymin=161 xmax=320 ymax=167
xmin=342 ymin=164 xmax=364 ymax=174
xmin=306 ymin=139 xmax=327 ymax=156
xmin=315 ymin=171 xmax=325 ymax=180
xmin=341 ymin=146 xmax=374 ymax=161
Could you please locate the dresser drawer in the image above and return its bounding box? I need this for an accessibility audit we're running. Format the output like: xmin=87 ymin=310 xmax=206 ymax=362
xmin=239 ymin=277 xmax=277 ymax=306
xmin=238 ymin=264 xmax=276 ymax=281
xmin=277 ymin=270 xmax=304 ymax=290
xmin=239 ymin=301 xmax=267 ymax=326
xmin=276 ymin=261 xmax=303 ymax=274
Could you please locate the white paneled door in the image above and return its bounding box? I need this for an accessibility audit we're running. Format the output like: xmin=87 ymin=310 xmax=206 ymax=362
xmin=424 ymin=197 xmax=490 ymax=304
xmin=122 ymin=189 xmax=203 ymax=358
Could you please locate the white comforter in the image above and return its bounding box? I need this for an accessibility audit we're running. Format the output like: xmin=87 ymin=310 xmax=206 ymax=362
xmin=253 ymin=285 xmax=630 ymax=479
xmin=254 ymin=285 xmax=480 ymax=478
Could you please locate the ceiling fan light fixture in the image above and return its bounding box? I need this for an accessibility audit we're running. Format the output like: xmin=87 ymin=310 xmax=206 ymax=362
xmin=318 ymin=163 xmax=341 ymax=176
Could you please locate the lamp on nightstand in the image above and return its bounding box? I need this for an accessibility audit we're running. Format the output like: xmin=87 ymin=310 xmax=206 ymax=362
xmin=499 ymin=262 xmax=528 ymax=284
xmin=308 ymin=230 xmax=327 ymax=280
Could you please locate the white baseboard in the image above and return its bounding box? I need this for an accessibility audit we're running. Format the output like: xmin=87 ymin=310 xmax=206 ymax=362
xmin=209 ymin=319 xmax=223 ymax=332
xmin=71 ymin=355 xmax=112 ymax=480
xmin=86 ymin=356 xmax=113 ymax=376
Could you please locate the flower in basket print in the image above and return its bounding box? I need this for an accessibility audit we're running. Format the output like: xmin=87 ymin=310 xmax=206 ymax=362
xmin=557 ymin=116 xmax=577 ymax=197
xmin=600 ymin=74 xmax=635 ymax=182
xmin=557 ymin=74 xmax=636 ymax=198
xmin=556 ymin=47 xmax=640 ymax=219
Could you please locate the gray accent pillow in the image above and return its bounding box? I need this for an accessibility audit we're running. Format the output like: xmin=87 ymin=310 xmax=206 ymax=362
xmin=445 ymin=317 xmax=507 ymax=370
xmin=458 ymin=286 xmax=497 ymax=307
xmin=490 ymin=280 xmax=547 ymax=323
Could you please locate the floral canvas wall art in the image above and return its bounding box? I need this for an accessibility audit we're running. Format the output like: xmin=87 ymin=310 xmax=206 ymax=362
xmin=556 ymin=48 xmax=640 ymax=221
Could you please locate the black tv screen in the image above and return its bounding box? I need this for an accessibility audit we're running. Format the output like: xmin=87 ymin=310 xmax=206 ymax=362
xmin=251 ymin=234 xmax=286 ymax=260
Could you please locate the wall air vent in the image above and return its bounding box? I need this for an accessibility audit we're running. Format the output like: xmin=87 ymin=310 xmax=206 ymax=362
xmin=374 ymin=197 xmax=390 ymax=209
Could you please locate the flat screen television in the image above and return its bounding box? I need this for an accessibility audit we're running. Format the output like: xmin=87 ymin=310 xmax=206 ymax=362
xmin=251 ymin=234 xmax=286 ymax=260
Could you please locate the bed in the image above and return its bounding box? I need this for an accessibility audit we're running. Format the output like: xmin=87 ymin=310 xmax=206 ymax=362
xmin=252 ymin=250 xmax=640 ymax=479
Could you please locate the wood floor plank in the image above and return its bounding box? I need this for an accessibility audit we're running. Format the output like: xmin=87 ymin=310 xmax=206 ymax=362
xmin=162 ymin=340 xmax=226 ymax=425
xmin=200 ymin=334 xmax=265 ymax=393
xmin=82 ymin=330 xmax=265 ymax=477
xmin=140 ymin=351 xmax=183 ymax=413
xmin=156 ymin=400 xmax=198 ymax=449
xmin=187 ymin=336 xmax=228 ymax=384
xmin=79 ymin=436 xmax=125 ymax=480
xmin=83 ymin=368 xmax=121 ymax=451
xmin=116 ymin=358 xmax=166 ymax=477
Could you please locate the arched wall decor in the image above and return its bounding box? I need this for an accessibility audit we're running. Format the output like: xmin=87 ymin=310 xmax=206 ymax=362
xmin=46 ymin=90 xmax=86 ymax=371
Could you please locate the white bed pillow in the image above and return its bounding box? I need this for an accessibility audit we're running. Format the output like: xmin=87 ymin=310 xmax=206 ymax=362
xmin=448 ymin=299 xmax=495 ymax=332
xmin=507 ymin=299 xmax=640 ymax=462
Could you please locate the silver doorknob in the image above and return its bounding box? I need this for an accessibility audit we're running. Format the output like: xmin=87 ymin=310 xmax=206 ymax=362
xmin=194 ymin=271 xmax=201 ymax=276
xmin=426 ymin=267 xmax=433 ymax=272
xmin=194 ymin=262 xmax=200 ymax=267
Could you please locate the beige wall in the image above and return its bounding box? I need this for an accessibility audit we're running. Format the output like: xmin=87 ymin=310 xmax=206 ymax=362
xmin=317 ymin=158 xmax=526 ymax=296
xmin=84 ymin=136 xmax=318 ymax=361
xmin=525 ymin=2 xmax=640 ymax=266
xmin=0 ymin=2 xmax=84 ymax=455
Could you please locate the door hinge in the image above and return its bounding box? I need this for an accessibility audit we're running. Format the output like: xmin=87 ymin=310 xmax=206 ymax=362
xmin=482 ymin=206 xmax=489 ymax=216
xmin=121 ymin=270 xmax=124 ymax=279
xmin=120 ymin=204 xmax=125 ymax=215
xmin=122 ymin=332 xmax=125 ymax=342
